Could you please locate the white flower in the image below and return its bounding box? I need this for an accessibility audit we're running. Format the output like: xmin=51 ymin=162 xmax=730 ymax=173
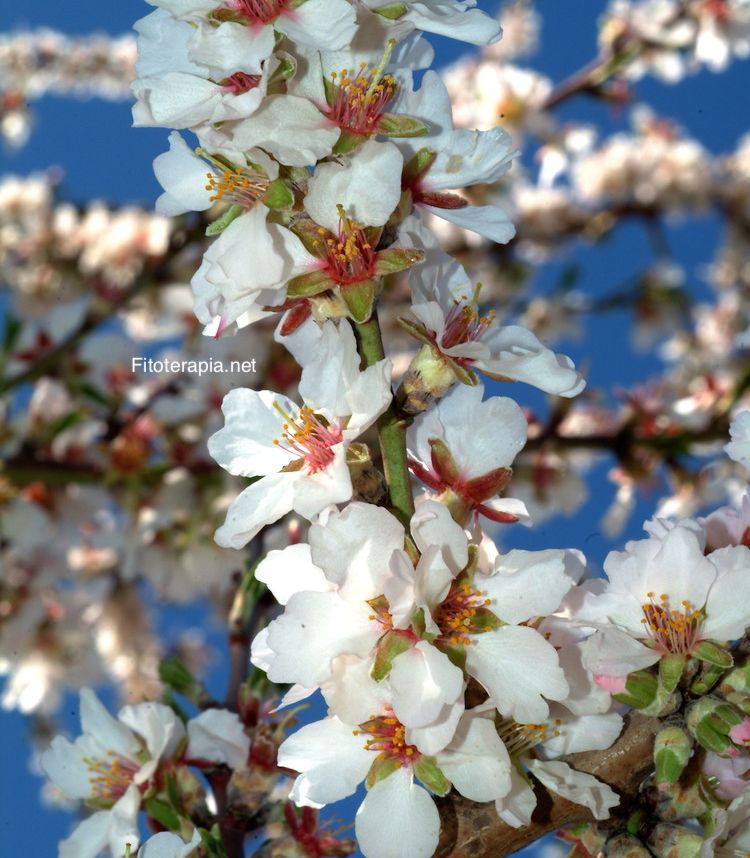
xmin=401 ymin=216 xmax=585 ymax=397
xmin=726 ymin=410 xmax=750 ymax=468
xmin=208 ymin=320 xmax=392 ymax=547
xmin=186 ymin=708 xmax=250 ymax=770
xmin=138 ymin=830 xmax=202 ymax=858
xmin=41 ymin=690 xmax=185 ymax=858
xmin=578 ymin=520 xmax=750 ymax=677
xmin=407 ymin=383 xmax=530 ymax=524
xmin=361 ymin=0 xmax=501 ymax=46
xmin=393 ymin=71 xmax=516 ymax=243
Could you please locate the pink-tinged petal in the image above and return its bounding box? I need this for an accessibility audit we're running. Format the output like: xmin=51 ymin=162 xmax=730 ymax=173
xmin=214 ymin=471 xmax=297 ymax=549
xmin=265 ymin=591 xmax=377 ymax=687
xmin=356 ymin=769 xmax=440 ymax=858
xmin=390 ymin=642 xmax=464 ymax=728
xmin=730 ymin=719 xmax=750 ymax=746
xmin=292 ymin=443 xmax=353 ymax=520
xmin=280 ymin=717 xmax=372 ymax=806
xmin=594 ymin=674 xmax=628 ymax=694
xmin=187 ymin=709 xmax=249 ymax=770
xmin=527 ymin=759 xmax=619 ymax=820
xmin=438 ymin=713 xmax=512 ymax=802
xmin=255 ymin=543 xmax=334 ymax=606
xmin=466 ymin=625 xmax=568 ymax=724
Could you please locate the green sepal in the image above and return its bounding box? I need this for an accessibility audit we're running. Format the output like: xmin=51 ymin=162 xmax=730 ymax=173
xmin=269 ymin=54 xmax=296 ymax=86
xmin=365 ymin=755 xmax=401 ymax=789
xmin=200 ymin=825 xmax=230 ymax=858
xmin=413 ymin=756 xmax=451 ymax=796
xmin=403 ymin=147 xmax=437 ymax=185
xmin=653 ymin=726 xmax=692 ymax=785
xmin=205 ymin=204 xmax=243 ymax=236
xmin=428 ymin=437 xmax=461 ymax=485
xmin=470 ymin=607 xmax=503 ymax=632
xmin=372 ymin=1 xmax=408 ymax=19
xmin=342 ymin=278 xmax=377 ymax=323
xmin=143 ymin=797 xmax=182 ymax=832
xmin=262 ymin=178 xmax=294 ymax=210
xmin=659 ymin=654 xmax=686 ymax=694
xmin=286 ymin=269 xmax=334 ymax=298
xmin=333 ymin=129 xmax=368 ymax=154
xmin=374 ymin=247 xmax=425 ymax=276
xmin=371 ymin=630 xmax=413 ymax=681
xmin=613 ymin=670 xmax=658 ymax=709
xmin=693 ymin=640 xmax=733 ymax=669
xmin=691 ymin=662 xmax=726 ymax=696
xmin=435 ymin=641 xmax=467 ymax=671
xmin=376 ymin=113 xmax=429 ymax=138
xmin=446 ymin=355 xmax=480 ymax=387
xmin=159 ymin=655 xmax=201 ymax=705
xmin=397 ymin=316 xmax=435 ymax=348
xmin=2 ymin=314 xmax=22 ymax=353
xmin=291 ymin=217 xmax=328 ymax=256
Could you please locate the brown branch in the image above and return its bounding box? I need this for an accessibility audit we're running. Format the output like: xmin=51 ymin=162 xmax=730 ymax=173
xmin=436 ymin=713 xmax=660 ymax=858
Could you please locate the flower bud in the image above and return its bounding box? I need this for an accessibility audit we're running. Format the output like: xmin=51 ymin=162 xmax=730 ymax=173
xmin=347 ymin=442 xmax=386 ymax=505
xmin=604 ymin=833 xmax=651 ymax=858
xmin=613 ymin=669 xmax=659 ymax=709
xmin=395 ymin=344 xmax=457 ymax=415
xmin=647 ymin=778 xmax=710 ymax=821
xmin=686 ymin=697 xmax=743 ymax=754
xmin=648 ymin=823 xmax=702 ymax=858
xmin=654 ymin=725 xmax=692 ymax=786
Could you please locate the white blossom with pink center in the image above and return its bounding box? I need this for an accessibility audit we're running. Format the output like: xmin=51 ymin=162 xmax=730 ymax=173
xmin=576 ymin=520 xmax=750 ymax=678
xmin=208 ymin=320 xmax=392 ymax=547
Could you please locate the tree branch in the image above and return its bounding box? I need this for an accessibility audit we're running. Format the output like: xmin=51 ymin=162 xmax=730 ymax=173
xmin=436 ymin=713 xmax=660 ymax=858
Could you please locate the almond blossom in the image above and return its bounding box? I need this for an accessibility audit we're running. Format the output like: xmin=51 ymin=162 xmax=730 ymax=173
xmin=208 ymin=320 xmax=392 ymax=547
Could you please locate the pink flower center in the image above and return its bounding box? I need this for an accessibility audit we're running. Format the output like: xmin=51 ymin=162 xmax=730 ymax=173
xmin=326 ymin=63 xmax=396 ymax=136
xmin=273 ymin=404 xmax=343 ymax=474
xmin=85 ymin=751 xmax=140 ymax=801
xmin=221 ymin=71 xmax=262 ymax=94
xmin=318 ymin=206 xmax=376 ymax=286
xmin=640 ymin=591 xmax=703 ymax=655
xmin=354 ymin=708 xmax=419 ymax=768
xmin=434 ymin=580 xmax=492 ymax=646
xmin=440 ymin=301 xmax=496 ymax=351
xmin=218 ymin=0 xmax=289 ymax=24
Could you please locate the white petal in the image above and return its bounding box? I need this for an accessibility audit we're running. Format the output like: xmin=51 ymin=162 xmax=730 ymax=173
xmin=59 ymin=812 xmax=110 ymax=858
xmin=703 ymin=546 xmax=750 ymax=641
xmin=411 ymin=500 xmax=468 ymax=574
xmin=541 ymin=711 xmax=623 ymax=757
xmin=265 ymin=591 xmax=377 ymax=686
xmin=495 ymin=765 xmax=537 ymax=828
xmin=356 ymin=769 xmax=440 ymax=858
xmin=305 ymin=141 xmax=404 ymax=232
xmin=215 ymin=471 xmax=298 ymax=549
xmin=422 ymin=202 xmax=516 ymax=244
xmin=153 ymin=131 xmax=212 ymax=215
xmin=187 ymin=709 xmax=250 ymax=770
xmin=254 ymin=543 xmax=334 ymax=606
xmin=139 ymin=830 xmax=202 ymax=858
xmin=41 ymin=736 xmax=94 ymax=799
xmin=118 ymin=701 xmax=185 ymax=782
xmin=484 ymin=549 xmax=574 ymax=624
xmin=279 ymin=717 xmax=372 ymax=805
xmin=79 ymin=689 xmax=141 ymax=760
xmin=292 ymin=444 xmax=353 ymax=520
xmin=580 ymin=628 xmax=660 ymax=677
xmin=277 ymin=0 xmax=357 ymax=50
xmin=528 ymin=759 xmax=619 ymax=820
xmin=390 ymin=641 xmax=464 ymax=728
xmin=438 ymin=714 xmax=512 ymax=802
xmin=466 ymin=625 xmax=569 ymax=723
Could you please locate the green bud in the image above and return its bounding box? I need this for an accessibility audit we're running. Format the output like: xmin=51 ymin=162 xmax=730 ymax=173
xmin=395 ymin=344 xmax=457 ymax=415
xmin=613 ymin=670 xmax=658 ymax=709
xmin=648 ymin=823 xmax=702 ymax=858
xmin=654 ymin=726 xmax=692 ymax=785
xmin=690 ymin=660 xmax=726 ymax=696
xmin=686 ymin=697 xmax=743 ymax=753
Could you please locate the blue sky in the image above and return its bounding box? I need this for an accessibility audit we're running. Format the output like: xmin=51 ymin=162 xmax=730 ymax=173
xmin=1 ymin=1 xmax=748 ymax=856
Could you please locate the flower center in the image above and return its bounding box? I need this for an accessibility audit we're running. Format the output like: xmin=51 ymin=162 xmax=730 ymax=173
xmin=497 ymin=718 xmax=561 ymax=758
xmin=640 ymin=591 xmax=703 ymax=655
xmin=213 ymin=0 xmax=289 ymax=24
xmin=84 ymin=751 xmax=139 ymax=801
xmin=354 ymin=707 xmax=419 ymax=768
xmin=221 ymin=71 xmax=262 ymax=94
xmin=326 ymin=59 xmax=396 ymax=136
xmin=203 ymin=167 xmax=267 ymax=208
xmin=272 ymin=403 xmax=343 ymax=474
xmin=434 ymin=580 xmax=492 ymax=646
xmin=318 ymin=205 xmax=376 ymax=286
xmin=441 ymin=301 xmax=496 ymax=351
xmin=367 ymin=595 xmax=394 ymax=631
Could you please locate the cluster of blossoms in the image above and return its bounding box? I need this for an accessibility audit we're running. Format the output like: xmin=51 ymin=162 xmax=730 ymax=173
xmin=4 ymin=1 xmax=750 ymax=858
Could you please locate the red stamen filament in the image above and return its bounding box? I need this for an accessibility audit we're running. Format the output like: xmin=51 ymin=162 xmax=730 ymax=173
xmin=434 ymin=580 xmax=492 ymax=646
xmin=221 ymin=0 xmax=289 ymax=24
xmin=353 ymin=707 xmax=419 ymax=768
xmin=222 ymin=71 xmax=262 ymax=94
xmin=441 ymin=302 xmax=496 ymax=350
xmin=639 ymin=591 xmax=703 ymax=655
xmin=272 ymin=403 xmax=343 ymax=474
xmin=317 ymin=205 xmax=376 ymax=286
xmin=84 ymin=751 xmax=139 ymax=801
xmin=327 ymin=63 xmax=396 ymax=135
